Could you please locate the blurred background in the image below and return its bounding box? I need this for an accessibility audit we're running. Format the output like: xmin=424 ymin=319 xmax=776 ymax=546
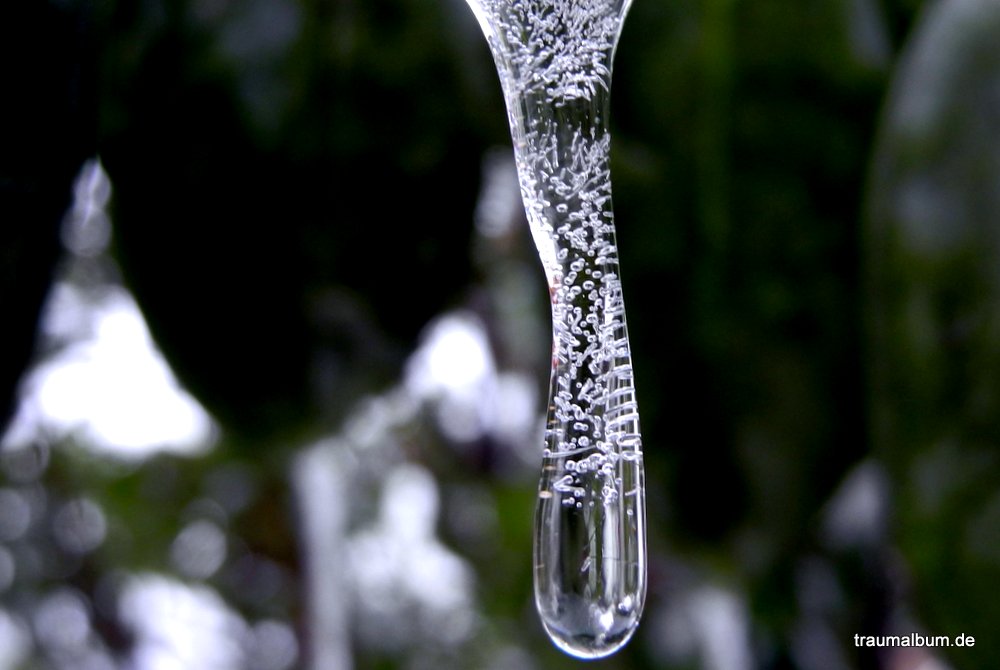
xmin=2 ymin=0 xmax=999 ymax=668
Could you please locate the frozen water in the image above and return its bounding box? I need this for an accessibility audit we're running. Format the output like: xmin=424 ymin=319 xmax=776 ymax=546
xmin=463 ymin=0 xmax=645 ymax=659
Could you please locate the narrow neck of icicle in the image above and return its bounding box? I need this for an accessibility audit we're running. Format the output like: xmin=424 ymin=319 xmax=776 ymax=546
xmin=510 ymin=88 xmax=616 ymax=289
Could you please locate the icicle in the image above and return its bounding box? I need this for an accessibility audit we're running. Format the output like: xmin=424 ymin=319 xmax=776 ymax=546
xmin=461 ymin=0 xmax=646 ymax=658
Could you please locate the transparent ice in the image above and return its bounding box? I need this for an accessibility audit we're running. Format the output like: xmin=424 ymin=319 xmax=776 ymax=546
xmin=462 ymin=0 xmax=646 ymax=658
